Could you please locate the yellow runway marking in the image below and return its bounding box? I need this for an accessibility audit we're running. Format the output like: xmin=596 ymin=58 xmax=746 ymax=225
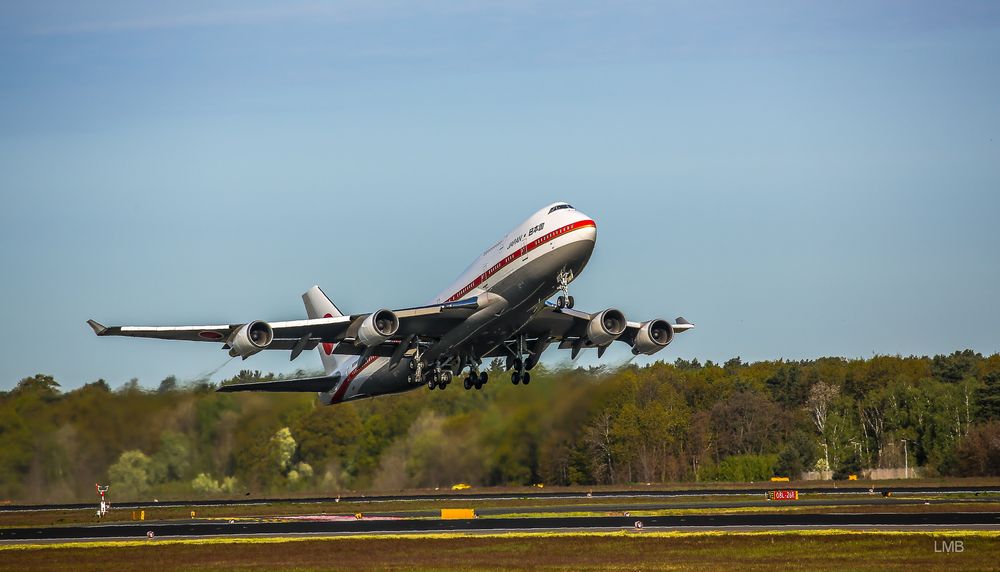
xmin=3 ymin=529 xmax=998 ymax=551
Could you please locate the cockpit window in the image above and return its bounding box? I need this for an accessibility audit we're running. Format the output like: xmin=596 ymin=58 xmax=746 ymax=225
xmin=548 ymin=204 xmax=574 ymax=214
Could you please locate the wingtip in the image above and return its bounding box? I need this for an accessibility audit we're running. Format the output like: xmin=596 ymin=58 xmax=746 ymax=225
xmin=87 ymin=319 xmax=108 ymax=335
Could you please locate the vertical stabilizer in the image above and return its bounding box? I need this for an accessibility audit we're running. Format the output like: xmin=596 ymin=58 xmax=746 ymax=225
xmin=302 ymin=286 xmax=349 ymax=375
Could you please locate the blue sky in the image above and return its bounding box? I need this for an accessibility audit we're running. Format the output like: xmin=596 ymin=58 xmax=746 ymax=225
xmin=1 ymin=1 xmax=998 ymax=390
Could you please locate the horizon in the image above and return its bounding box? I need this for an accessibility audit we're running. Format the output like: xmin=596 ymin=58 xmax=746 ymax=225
xmin=12 ymin=348 xmax=997 ymax=392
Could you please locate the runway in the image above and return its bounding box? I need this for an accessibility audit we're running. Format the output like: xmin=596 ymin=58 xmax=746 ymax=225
xmin=3 ymin=484 xmax=998 ymax=513
xmin=2 ymin=511 xmax=998 ymax=541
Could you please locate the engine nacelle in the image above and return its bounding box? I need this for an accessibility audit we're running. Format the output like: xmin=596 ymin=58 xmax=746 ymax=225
xmin=587 ymin=308 xmax=627 ymax=347
xmin=632 ymin=319 xmax=674 ymax=355
xmin=228 ymin=321 xmax=274 ymax=359
xmin=357 ymin=309 xmax=399 ymax=347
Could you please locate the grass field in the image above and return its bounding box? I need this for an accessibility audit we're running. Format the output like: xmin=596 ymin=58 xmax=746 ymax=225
xmin=2 ymin=531 xmax=998 ymax=571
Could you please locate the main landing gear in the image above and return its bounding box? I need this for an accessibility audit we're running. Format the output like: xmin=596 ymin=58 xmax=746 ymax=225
xmin=416 ymin=354 xmax=488 ymax=392
xmin=463 ymin=369 xmax=488 ymax=391
xmin=427 ymin=368 xmax=453 ymax=390
xmin=510 ymin=335 xmax=531 ymax=385
xmin=422 ymin=359 xmax=458 ymax=391
xmin=510 ymin=358 xmax=531 ymax=385
xmin=555 ymin=268 xmax=575 ymax=309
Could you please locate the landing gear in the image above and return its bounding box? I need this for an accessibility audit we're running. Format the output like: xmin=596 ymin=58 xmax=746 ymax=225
xmin=427 ymin=364 xmax=452 ymax=390
xmin=463 ymin=369 xmax=488 ymax=391
xmin=409 ymin=345 xmax=426 ymax=386
xmin=511 ymin=368 xmax=530 ymax=385
xmin=510 ymin=337 xmax=532 ymax=385
xmin=555 ymin=269 xmax=575 ymax=309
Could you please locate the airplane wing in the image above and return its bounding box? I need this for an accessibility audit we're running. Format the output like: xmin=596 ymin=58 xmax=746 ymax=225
xmin=483 ymin=304 xmax=694 ymax=362
xmin=513 ymin=304 xmax=693 ymax=341
xmin=216 ymin=374 xmax=338 ymax=393
xmin=86 ymin=296 xmax=484 ymax=360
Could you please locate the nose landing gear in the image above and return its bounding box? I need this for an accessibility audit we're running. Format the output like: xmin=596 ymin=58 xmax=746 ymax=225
xmin=555 ymin=268 xmax=575 ymax=309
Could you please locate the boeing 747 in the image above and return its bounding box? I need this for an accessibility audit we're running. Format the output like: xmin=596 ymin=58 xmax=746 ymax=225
xmin=88 ymin=203 xmax=693 ymax=405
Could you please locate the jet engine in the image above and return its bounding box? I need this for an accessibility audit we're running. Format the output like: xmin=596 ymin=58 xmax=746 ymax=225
xmin=357 ymin=309 xmax=399 ymax=347
xmin=631 ymin=319 xmax=673 ymax=355
xmin=228 ymin=321 xmax=274 ymax=359
xmin=586 ymin=308 xmax=627 ymax=347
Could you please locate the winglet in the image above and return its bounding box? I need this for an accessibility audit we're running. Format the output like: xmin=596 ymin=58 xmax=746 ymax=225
xmin=87 ymin=319 xmax=108 ymax=336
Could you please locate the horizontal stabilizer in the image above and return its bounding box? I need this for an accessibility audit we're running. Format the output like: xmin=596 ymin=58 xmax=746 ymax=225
xmin=216 ymin=375 xmax=338 ymax=393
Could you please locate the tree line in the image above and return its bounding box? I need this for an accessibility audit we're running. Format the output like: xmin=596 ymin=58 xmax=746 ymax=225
xmin=2 ymin=350 xmax=998 ymax=502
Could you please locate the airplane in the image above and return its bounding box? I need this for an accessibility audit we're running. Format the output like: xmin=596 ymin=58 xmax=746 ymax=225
xmin=88 ymin=203 xmax=693 ymax=405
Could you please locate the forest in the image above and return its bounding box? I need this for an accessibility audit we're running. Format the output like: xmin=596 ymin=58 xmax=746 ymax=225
xmin=2 ymin=350 xmax=999 ymax=502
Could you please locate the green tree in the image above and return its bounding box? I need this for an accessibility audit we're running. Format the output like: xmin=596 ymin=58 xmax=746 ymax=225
xmin=976 ymin=371 xmax=1000 ymax=421
xmin=833 ymin=449 xmax=862 ymax=480
xmin=951 ymin=421 xmax=1000 ymax=476
xmin=13 ymin=374 xmax=61 ymax=398
xmin=157 ymin=376 xmax=178 ymax=393
xmin=108 ymin=450 xmax=152 ymax=499
xmin=149 ymin=431 xmax=191 ymax=484
xmin=270 ymin=427 xmax=297 ymax=473
xmin=707 ymin=454 xmax=777 ymax=482
xmin=774 ymin=431 xmax=818 ymax=479
xmin=293 ymin=405 xmax=363 ymax=477
xmin=191 ymin=472 xmax=222 ymax=494
xmin=931 ymin=350 xmax=981 ymax=383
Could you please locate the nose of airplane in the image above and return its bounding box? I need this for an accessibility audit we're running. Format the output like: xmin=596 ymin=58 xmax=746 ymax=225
xmin=574 ymin=210 xmax=597 ymax=242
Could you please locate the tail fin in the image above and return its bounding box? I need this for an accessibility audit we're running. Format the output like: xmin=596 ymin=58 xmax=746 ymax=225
xmin=302 ymin=286 xmax=348 ymax=375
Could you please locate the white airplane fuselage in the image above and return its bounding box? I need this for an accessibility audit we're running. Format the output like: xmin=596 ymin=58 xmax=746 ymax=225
xmin=320 ymin=203 xmax=596 ymax=404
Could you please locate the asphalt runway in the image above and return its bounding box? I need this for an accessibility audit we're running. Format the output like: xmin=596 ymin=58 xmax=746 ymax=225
xmin=3 ymin=484 xmax=998 ymax=513
xmin=2 ymin=512 xmax=998 ymax=542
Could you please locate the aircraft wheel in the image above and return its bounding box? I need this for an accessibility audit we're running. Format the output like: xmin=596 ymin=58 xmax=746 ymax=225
xmin=464 ymin=377 xmax=472 ymax=390
xmin=474 ymin=381 xmax=483 ymax=390
xmin=511 ymin=371 xmax=520 ymax=385
xmin=479 ymin=371 xmax=488 ymax=385
xmin=556 ymin=296 xmax=565 ymax=309
xmin=427 ymin=379 xmax=437 ymax=390
xmin=566 ymin=296 xmax=575 ymax=309
xmin=522 ymin=371 xmax=531 ymax=385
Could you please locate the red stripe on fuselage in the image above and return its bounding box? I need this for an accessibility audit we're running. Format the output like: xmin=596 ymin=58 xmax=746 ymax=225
xmin=445 ymin=219 xmax=595 ymax=303
xmin=330 ymin=355 xmax=378 ymax=403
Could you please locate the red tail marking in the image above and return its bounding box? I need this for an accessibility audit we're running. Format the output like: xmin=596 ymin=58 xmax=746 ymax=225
xmin=322 ymin=313 xmax=335 ymax=355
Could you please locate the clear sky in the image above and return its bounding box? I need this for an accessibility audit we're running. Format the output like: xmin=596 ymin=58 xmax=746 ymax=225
xmin=1 ymin=1 xmax=998 ymax=391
